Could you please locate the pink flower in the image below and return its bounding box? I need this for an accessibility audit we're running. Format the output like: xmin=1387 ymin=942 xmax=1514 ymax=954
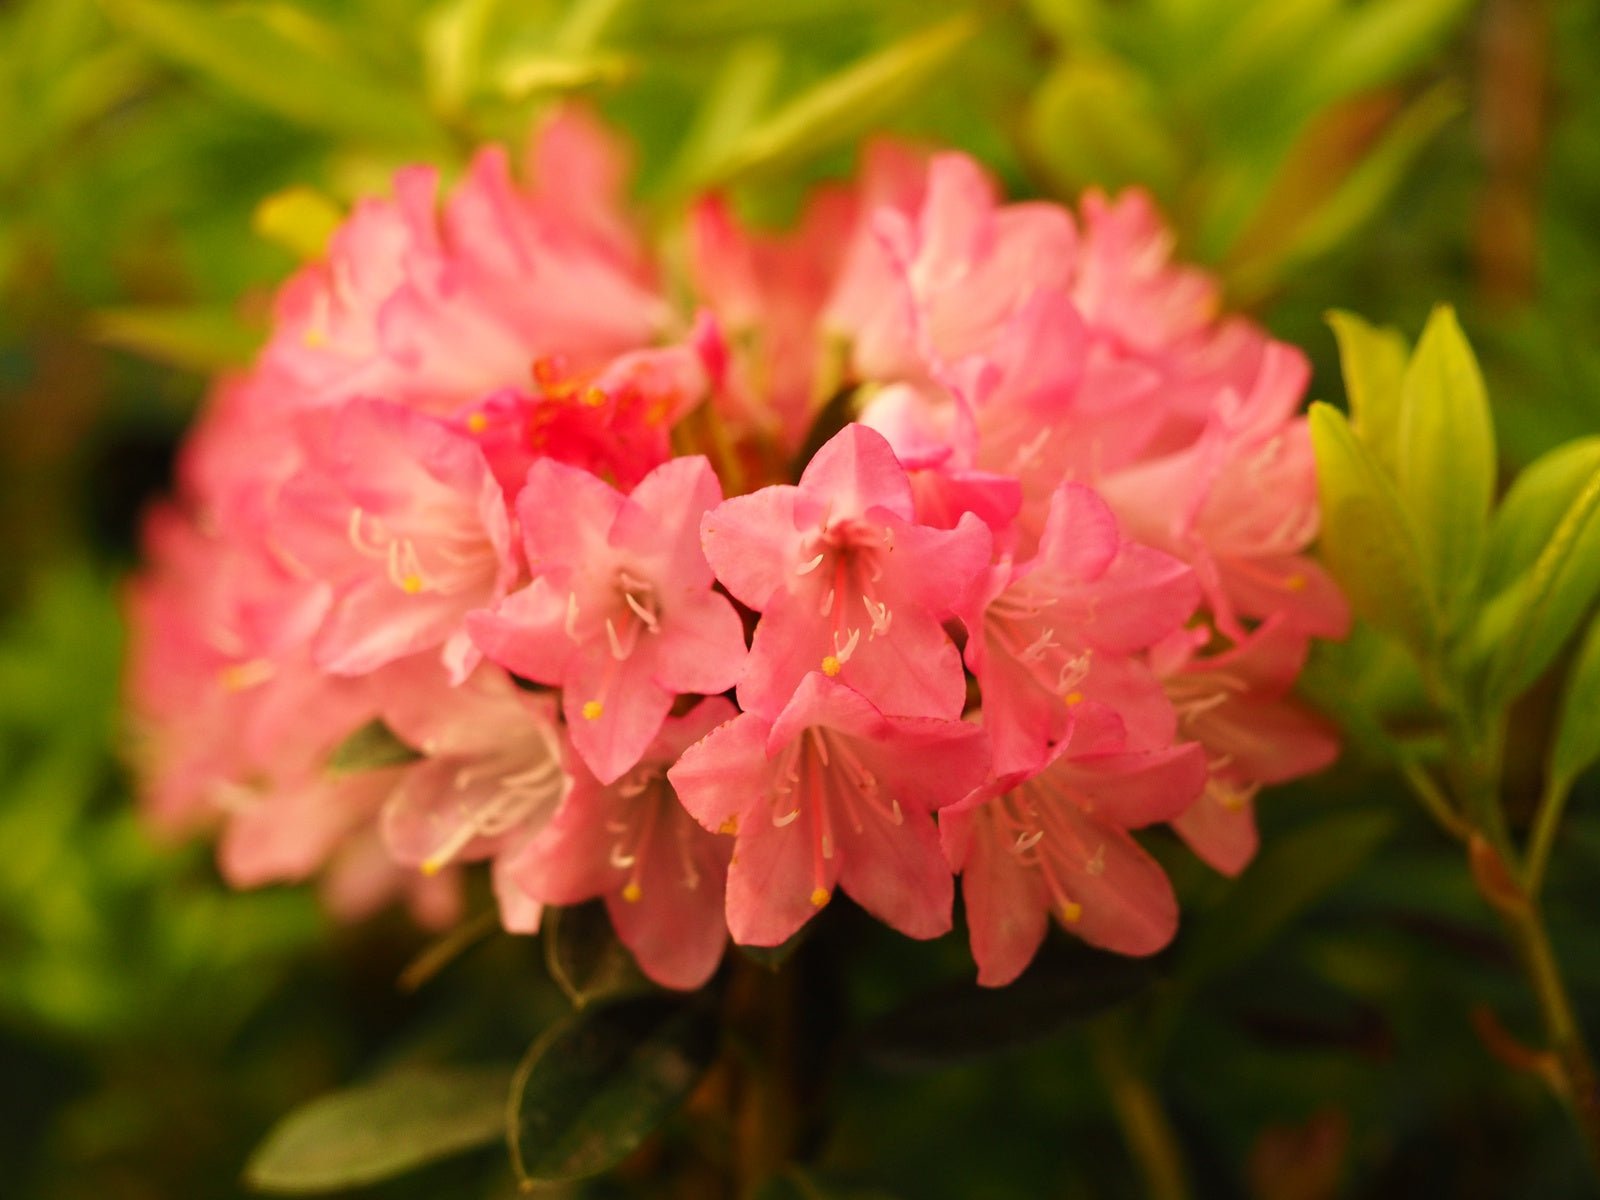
xmin=469 ymin=455 xmax=746 ymax=784
xmin=1153 ymin=619 xmax=1339 ymax=875
xmin=508 ymin=698 xmax=738 ymax=990
xmin=263 ymin=106 xmax=667 ymax=416
xmin=276 ymin=398 xmax=517 ymax=683
xmin=377 ymin=660 xmax=569 ymax=934
xmin=960 ymin=483 xmax=1198 ymax=776
xmin=942 ymin=707 xmax=1207 ymax=987
xmin=700 ymin=423 xmax=991 ymax=720
xmin=668 ymin=673 xmax=990 ymax=947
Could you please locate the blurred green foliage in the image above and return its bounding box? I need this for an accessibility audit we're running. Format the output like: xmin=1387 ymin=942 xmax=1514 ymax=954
xmin=2 ymin=0 xmax=1599 ymax=1195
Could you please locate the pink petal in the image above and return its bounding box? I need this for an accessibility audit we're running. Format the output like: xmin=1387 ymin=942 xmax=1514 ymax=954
xmin=467 ymin=576 xmax=577 ymax=684
xmin=667 ymin=709 xmax=769 ymax=835
xmin=700 ymin=485 xmax=803 ymax=609
xmin=517 ymin=458 xmax=625 ymax=568
xmin=613 ymin=455 xmax=723 ymax=586
xmin=952 ymin=807 xmax=1050 ymax=987
xmin=796 ymin=424 xmax=914 ymax=522
xmin=562 ymin=652 xmax=675 ymax=785
xmin=724 ymin=795 xmax=838 ymax=946
xmin=1053 ymin=805 xmax=1178 ymax=956
xmin=651 ymin=589 xmax=747 ymax=697
xmin=835 ymin=805 xmax=953 ymax=939
xmin=1171 ymin=789 xmax=1259 ymax=877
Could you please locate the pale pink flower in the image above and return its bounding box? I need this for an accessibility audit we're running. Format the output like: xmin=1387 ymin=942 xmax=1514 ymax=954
xmin=669 ymin=673 xmax=990 ymax=946
xmin=469 ymin=455 xmax=746 ymax=784
xmin=275 ymin=398 xmax=517 ymax=683
xmin=700 ymin=423 xmax=991 ymax=720
xmin=942 ymin=706 xmax=1206 ymax=987
xmin=509 ymin=698 xmax=738 ymax=990
xmin=377 ymin=660 xmax=568 ymax=933
xmin=1152 ymin=619 xmax=1339 ymax=875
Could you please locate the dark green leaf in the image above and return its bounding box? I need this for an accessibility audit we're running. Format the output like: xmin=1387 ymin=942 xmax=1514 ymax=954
xmin=509 ymin=993 xmax=719 ymax=1186
xmin=858 ymin=940 xmax=1154 ymax=1071
xmin=244 ymin=1065 xmax=513 ymax=1194
xmin=1178 ymin=810 xmax=1397 ymax=988
xmin=543 ymin=900 xmax=646 ymax=1008
xmin=327 ymin=720 xmax=421 ymax=774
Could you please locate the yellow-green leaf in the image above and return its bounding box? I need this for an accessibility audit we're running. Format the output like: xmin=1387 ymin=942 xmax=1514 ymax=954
xmin=1395 ymin=305 xmax=1496 ymax=618
xmin=1482 ymin=436 xmax=1600 ymax=593
xmin=1029 ymin=54 xmax=1180 ymax=200
xmin=1551 ymin=611 xmax=1600 ymax=792
xmin=253 ymin=186 xmax=343 ymax=261
xmin=90 ymin=305 xmax=260 ymax=373
xmin=1308 ymin=401 xmax=1437 ymax=654
xmin=1326 ymin=309 xmax=1410 ymax=476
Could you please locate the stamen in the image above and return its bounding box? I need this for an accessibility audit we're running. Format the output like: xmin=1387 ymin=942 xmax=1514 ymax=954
xmin=796 ymin=552 xmax=826 ymax=575
xmin=582 ymin=700 xmax=603 ymax=720
xmin=565 ymin=592 xmax=580 ymax=637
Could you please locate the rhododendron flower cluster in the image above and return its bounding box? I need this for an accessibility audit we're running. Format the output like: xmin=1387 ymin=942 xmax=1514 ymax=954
xmin=127 ymin=107 xmax=1344 ymax=991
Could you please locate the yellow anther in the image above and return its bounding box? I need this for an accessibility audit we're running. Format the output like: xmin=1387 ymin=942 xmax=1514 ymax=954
xmin=581 ymin=386 xmax=608 ymax=408
xmin=400 ymin=574 xmax=424 ymax=594
xmin=219 ymin=658 xmax=274 ymax=692
xmin=302 ymin=326 xmax=327 ymax=349
xmin=809 ymin=887 xmax=831 ymax=908
xmin=1060 ymin=899 xmax=1083 ymax=924
xmin=622 ymin=881 xmax=642 ymax=903
xmin=1063 ymin=690 xmax=1084 ymax=706
xmin=1219 ymin=785 xmax=1248 ymax=812
xmin=1285 ymin=573 xmax=1308 ymax=591
xmin=821 ymin=655 xmax=842 ymax=677
xmin=717 ymin=816 xmax=739 ymax=835
xmin=420 ymin=858 xmax=444 ymax=878
xmin=466 ymin=411 xmax=488 ymax=434
xmin=581 ymin=699 xmax=604 ymax=720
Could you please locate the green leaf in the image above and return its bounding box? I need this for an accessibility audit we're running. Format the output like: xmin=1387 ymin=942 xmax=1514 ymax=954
xmin=1029 ymin=54 xmax=1180 ymax=200
xmin=706 ymin=13 xmax=977 ymax=182
xmin=1308 ymin=402 xmax=1437 ymax=653
xmin=90 ymin=304 xmax=260 ymax=372
xmin=1482 ymin=436 xmax=1600 ymax=593
xmin=104 ymin=0 xmax=441 ymax=146
xmin=1395 ymin=305 xmax=1496 ymax=616
xmin=858 ymin=941 xmax=1154 ymax=1070
xmin=756 ymin=1167 xmax=902 ymax=1200
xmin=1326 ymin=309 xmax=1410 ymax=475
xmin=490 ymin=50 xmax=633 ymax=100
xmin=326 ymin=720 xmax=421 ymax=774
xmin=543 ymin=900 xmax=646 ymax=1008
xmin=244 ymin=1065 xmax=513 ymax=1193
xmin=1482 ymin=464 xmax=1600 ymax=703
xmin=1551 ymin=612 xmax=1600 ymax=792
xmin=1179 ymin=809 xmax=1397 ymax=987
xmin=1290 ymin=0 xmax=1474 ymax=114
xmin=658 ymin=37 xmax=782 ymax=196
xmin=509 ymin=993 xmax=719 ymax=1186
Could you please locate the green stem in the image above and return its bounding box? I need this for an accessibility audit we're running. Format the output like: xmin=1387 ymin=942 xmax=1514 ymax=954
xmin=1500 ymin=900 xmax=1600 ymax=1176
xmin=1399 ymin=756 xmax=1469 ymax=840
xmin=1526 ymin=775 xmax=1572 ymax=897
xmin=1093 ymin=1030 xmax=1191 ymax=1200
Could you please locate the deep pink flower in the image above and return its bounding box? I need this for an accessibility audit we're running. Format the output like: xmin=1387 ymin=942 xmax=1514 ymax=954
xmin=668 ymin=673 xmax=990 ymax=947
xmin=700 ymin=423 xmax=991 ymax=720
xmin=942 ymin=707 xmax=1206 ymax=986
xmin=276 ymin=398 xmax=517 ymax=683
xmin=508 ymin=698 xmax=738 ymax=990
xmin=469 ymin=455 xmax=746 ymax=784
xmin=960 ymin=482 xmax=1198 ymax=776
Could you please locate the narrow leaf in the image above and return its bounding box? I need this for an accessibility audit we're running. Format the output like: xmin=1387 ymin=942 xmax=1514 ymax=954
xmin=104 ymin=0 xmax=440 ymax=145
xmin=245 ymin=1065 xmax=513 ymax=1193
xmin=1551 ymin=612 xmax=1600 ymax=792
xmin=706 ymin=13 xmax=977 ymax=182
xmin=509 ymin=993 xmax=719 ymax=1186
xmin=1395 ymin=305 xmax=1496 ymax=616
xmin=1482 ymin=436 xmax=1600 ymax=593
xmin=90 ymin=305 xmax=260 ymax=373
xmin=327 ymin=720 xmax=421 ymax=774
xmin=1484 ymin=465 xmax=1600 ymax=702
xmin=1308 ymin=402 xmax=1437 ymax=653
xmin=1326 ymin=309 xmax=1410 ymax=475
